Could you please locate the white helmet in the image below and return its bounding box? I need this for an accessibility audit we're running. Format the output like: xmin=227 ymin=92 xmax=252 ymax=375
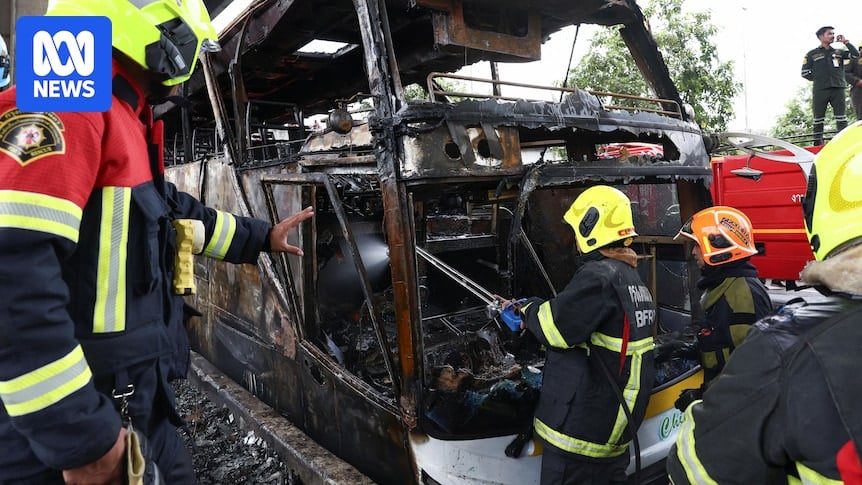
xmin=0 ymin=34 xmax=10 ymax=91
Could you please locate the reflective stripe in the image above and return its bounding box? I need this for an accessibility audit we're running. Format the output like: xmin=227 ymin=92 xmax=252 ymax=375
xmin=537 ymin=301 xmax=568 ymax=348
xmin=590 ymin=332 xmax=654 ymax=355
xmin=674 ymin=401 xmax=718 ymax=485
xmin=93 ymin=187 xmax=130 ymax=333
xmin=0 ymin=190 xmax=81 ymax=242
xmin=203 ymin=210 xmax=236 ymax=260
xmin=608 ymin=347 xmax=643 ymax=444
xmin=796 ymin=463 xmax=842 ymax=485
xmin=534 ymin=418 xmax=628 ymax=458
xmin=0 ymin=345 xmax=92 ymax=416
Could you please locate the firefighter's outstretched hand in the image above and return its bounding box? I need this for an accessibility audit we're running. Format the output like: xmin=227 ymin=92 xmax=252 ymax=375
xmin=62 ymin=426 xmax=127 ymax=485
xmin=494 ymin=294 xmax=513 ymax=310
xmin=493 ymin=295 xmax=528 ymax=330
xmin=270 ymin=206 xmax=315 ymax=255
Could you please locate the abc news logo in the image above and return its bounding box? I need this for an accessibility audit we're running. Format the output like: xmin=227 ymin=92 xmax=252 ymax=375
xmin=16 ymin=16 xmax=111 ymax=112
xmin=33 ymin=30 xmax=97 ymax=97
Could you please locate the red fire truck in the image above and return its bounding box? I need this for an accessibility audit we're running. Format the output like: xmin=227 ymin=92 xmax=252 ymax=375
xmin=709 ymin=135 xmax=821 ymax=282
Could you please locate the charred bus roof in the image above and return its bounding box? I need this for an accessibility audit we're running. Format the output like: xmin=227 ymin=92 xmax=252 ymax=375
xmin=161 ymin=0 xmax=689 ymax=132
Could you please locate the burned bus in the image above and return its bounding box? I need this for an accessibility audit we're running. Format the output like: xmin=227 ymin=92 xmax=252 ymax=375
xmin=159 ymin=0 xmax=713 ymax=482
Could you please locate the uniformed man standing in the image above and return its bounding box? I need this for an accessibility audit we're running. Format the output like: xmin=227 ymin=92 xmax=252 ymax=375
xmin=801 ymin=26 xmax=859 ymax=145
xmin=845 ymin=53 xmax=862 ymax=120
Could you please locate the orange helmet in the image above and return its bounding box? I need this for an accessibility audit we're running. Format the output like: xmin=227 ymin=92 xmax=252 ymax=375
xmin=676 ymin=206 xmax=757 ymax=265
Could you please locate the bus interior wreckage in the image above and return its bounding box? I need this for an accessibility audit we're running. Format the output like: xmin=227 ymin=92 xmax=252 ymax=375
xmin=160 ymin=0 xmax=716 ymax=483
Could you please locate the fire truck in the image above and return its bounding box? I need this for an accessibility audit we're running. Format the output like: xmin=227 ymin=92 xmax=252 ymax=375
xmin=709 ymin=134 xmax=821 ymax=283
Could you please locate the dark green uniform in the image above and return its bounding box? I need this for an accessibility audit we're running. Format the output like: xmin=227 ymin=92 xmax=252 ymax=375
xmin=694 ymin=260 xmax=772 ymax=385
xmin=845 ymin=56 xmax=862 ymax=119
xmin=801 ymin=43 xmax=859 ymax=144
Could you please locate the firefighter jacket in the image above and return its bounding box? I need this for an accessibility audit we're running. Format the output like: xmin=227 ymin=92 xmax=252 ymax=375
xmin=802 ymin=43 xmax=859 ymax=90
xmin=667 ymin=245 xmax=862 ymax=484
xmin=0 ymin=60 xmax=271 ymax=480
xmin=521 ymin=248 xmax=656 ymax=461
xmin=695 ymin=259 xmax=772 ymax=384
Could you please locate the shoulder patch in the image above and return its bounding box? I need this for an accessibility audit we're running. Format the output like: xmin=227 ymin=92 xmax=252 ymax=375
xmin=0 ymin=108 xmax=65 ymax=166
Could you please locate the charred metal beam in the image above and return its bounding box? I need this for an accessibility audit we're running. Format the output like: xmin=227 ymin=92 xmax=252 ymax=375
xmin=194 ymin=0 xmax=288 ymax=98
xmin=534 ymin=164 xmax=712 ymax=185
xmin=445 ymin=121 xmax=476 ymax=166
xmin=394 ymin=95 xmax=697 ymax=134
xmin=480 ymin=122 xmax=504 ymax=160
xmin=201 ymin=53 xmax=239 ymax=167
xmin=424 ymin=234 xmax=497 ymax=253
xmin=353 ymin=0 xmax=423 ymax=435
xmin=424 ymin=0 xmax=542 ymax=60
xmin=230 ymin=14 xmax=253 ymax=165
xmin=499 ymin=206 xmax=557 ymax=297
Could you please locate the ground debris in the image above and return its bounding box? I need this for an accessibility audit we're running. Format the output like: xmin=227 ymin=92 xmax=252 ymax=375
xmin=173 ymin=379 xmax=299 ymax=485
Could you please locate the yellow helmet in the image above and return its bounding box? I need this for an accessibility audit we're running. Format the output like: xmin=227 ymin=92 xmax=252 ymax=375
xmin=676 ymin=206 xmax=757 ymax=266
xmin=802 ymin=121 xmax=862 ymax=260
xmin=45 ymin=0 xmax=220 ymax=86
xmin=564 ymin=186 xmax=637 ymax=252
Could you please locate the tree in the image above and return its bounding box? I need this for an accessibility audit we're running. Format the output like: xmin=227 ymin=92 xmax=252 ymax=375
xmin=770 ymin=86 xmax=857 ymax=140
xmin=770 ymin=87 xmax=812 ymax=139
xmin=403 ymin=78 xmax=469 ymax=102
xmin=566 ymin=0 xmax=739 ymax=132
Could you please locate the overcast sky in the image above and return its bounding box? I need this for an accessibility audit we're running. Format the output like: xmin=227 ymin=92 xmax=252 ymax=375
xmin=457 ymin=0 xmax=860 ymax=133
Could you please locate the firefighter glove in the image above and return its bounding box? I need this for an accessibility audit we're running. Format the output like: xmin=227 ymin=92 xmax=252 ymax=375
xmin=674 ymin=387 xmax=703 ymax=413
xmin=126 ymin=427 xmax=164 ymax=485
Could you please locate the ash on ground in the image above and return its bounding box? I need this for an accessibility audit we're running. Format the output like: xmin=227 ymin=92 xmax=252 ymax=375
xmin=173 ymin=379 xmax=298 ymax=484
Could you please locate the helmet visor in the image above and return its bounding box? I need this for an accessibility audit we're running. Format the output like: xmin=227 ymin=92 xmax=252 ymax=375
xmin=675 ymin=217 xmax=695 ymax=241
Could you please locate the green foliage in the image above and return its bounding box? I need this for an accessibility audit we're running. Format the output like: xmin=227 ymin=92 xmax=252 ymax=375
xmin=769 ymin=87 xmax=812 ymax=138
xmin=404 ymin=83 xmax=427 ymax=101
xmin=770 ymin=86 xmax=857 ymax=139
xmin=567 ymin=0 xmax=739 ymax=132
xmin=403 ymin=78 xmax=471 ymax=102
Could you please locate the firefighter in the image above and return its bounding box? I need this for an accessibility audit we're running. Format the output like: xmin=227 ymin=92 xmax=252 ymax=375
xmin=0 ymin=1 xmax=314 ymax=483
xmin=0 ymin=33 xmax=10 ymax=91
xmin=508 ymin=185 xmax=656 ymax=484
xmin=801 ymin=26 xmax=859 ymax=145
xmin=672 ymin=206 xmax=772 ymax=410
xmin=666 ymin=121 xmax=862 ymax=484
xmin=845 ymin=53 xmax=862 ymax=120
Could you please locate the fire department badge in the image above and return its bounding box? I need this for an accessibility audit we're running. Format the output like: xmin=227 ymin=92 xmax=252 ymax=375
xmin=0 ymin=108 xmax=65 ymax=166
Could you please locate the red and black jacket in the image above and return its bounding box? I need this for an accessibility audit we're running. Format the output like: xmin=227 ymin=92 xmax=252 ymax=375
xmin=0 ymin=60 xmax=270 ymax=479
